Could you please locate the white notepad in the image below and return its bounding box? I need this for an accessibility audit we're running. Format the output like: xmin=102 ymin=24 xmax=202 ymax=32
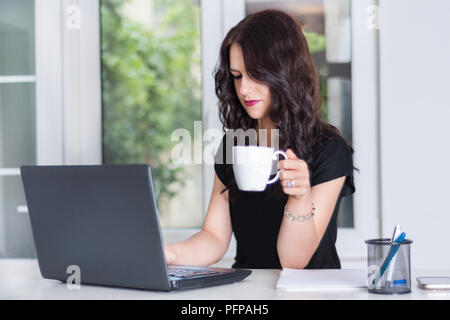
xmin=276 ymin=268 xmax=367 ymax=291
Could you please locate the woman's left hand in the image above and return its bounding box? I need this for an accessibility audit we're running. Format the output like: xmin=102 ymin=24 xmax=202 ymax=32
xmin=278 ymin=149 xmax=311 ymax=200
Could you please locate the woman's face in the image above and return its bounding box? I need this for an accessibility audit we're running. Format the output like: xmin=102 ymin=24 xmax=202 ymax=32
xmin=229 ymin=43 xmax=272 ymax=121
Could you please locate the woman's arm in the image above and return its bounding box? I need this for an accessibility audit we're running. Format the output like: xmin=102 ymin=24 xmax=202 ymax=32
xmin=164 ymin=173 xmax=232 ymax=266
xmin=276 ymin=176 xmax=345 ymax=269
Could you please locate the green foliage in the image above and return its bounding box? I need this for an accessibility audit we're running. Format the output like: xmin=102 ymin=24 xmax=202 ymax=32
xmin=101 ymin=0 xmax=201 ymax=203
xmin=304 ymin=31 xmax=326 ymax=53
xmin=304 ymin=31 xmax=328 ymax=120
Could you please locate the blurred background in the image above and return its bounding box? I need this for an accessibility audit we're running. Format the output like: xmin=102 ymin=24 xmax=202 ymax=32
xmin=0 ymin=0 xmax=449 ymax=269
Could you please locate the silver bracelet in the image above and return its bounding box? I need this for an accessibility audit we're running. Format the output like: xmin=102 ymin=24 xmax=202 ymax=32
xmin=284 ymin=203 xmax=315 ymax=222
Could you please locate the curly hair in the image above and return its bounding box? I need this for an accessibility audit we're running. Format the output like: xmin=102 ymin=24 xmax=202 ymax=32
xmin=214 ymin=9 xmax=355 ymax=198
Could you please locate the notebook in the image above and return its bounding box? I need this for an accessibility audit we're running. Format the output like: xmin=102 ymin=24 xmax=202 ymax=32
xmin=276 ymin=268 xmax=367 ymax=291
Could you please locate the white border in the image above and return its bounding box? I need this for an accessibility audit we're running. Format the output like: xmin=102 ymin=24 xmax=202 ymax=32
xmin=35 ymin=0 xmax=64 ymax=165
xmin=62 ymin=0 xmax=102 ymax=165
xmin=0 ymin=168 xmax=21 ymax=176
xmin=335 ymin=0 xmax=380 ymax=263
xmin=0 ymin=76 xmax=36 ymax=83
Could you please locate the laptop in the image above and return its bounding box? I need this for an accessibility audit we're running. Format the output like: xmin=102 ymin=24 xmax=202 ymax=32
xmin=20 ymin=164 xmax=251 ymax=291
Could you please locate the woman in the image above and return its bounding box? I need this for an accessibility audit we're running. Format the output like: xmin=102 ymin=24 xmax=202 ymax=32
xmin=164 ymin=9 xmax=356 ymax=269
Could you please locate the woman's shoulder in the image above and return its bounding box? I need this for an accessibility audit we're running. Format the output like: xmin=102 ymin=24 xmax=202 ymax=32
xmin=314 ymin=132 xmax=353 ymax=160
xmin=309 ymin=131 xmax=355 ymax=190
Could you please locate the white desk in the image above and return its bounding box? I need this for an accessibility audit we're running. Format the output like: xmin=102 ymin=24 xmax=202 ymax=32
xmin=1 ymin=259 xmax=450 ymax=300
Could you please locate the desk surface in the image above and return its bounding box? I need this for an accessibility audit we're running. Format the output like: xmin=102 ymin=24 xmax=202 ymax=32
xmin=1 ymin=259 xmax=450 ymax=300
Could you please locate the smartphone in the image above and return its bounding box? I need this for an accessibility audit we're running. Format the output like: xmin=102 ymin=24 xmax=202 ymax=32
xmin=417 ymin=277 xmax=450 ymax=290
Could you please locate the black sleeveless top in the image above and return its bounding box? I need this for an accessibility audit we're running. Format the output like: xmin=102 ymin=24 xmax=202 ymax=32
xmin=214 ymin=132 xmax=355 ymax=269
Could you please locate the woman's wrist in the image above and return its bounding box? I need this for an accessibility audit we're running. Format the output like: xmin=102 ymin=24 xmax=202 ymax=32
xmin=284 ymin=203 xmax=315 ymax=222
xmin=286 ymin=192 xmax=313 ymax=213
xmin=284 ymin=193 xmax=315 ymax=221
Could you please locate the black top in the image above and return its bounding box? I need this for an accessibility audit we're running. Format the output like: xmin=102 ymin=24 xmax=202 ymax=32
xmin=214 ymin=132 xmax=355 ymax=269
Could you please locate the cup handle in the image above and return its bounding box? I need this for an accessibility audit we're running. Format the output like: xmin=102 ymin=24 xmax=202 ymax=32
xmin=266 ymin=150 xmax=288 ymax=185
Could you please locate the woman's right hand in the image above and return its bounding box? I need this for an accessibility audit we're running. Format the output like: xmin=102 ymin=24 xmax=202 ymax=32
xmin=163 ymin=244 xmax=177 ymax=265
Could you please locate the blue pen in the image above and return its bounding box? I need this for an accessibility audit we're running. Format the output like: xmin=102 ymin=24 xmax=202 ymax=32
xmin=370 ymin=232 xmax=406 ymax=289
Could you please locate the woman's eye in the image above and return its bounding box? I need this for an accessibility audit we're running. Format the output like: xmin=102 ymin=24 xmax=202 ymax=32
xmin=231 ymin=74 xmax=242 ymax=80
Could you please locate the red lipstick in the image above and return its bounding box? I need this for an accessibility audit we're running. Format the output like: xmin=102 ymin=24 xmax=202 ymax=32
xmin=245 ymin=100 xmax=261 ymax=107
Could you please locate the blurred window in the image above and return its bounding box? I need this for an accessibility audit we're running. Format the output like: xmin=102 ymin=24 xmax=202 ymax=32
xmin=101 ymin=0 xmax=203 ymax=227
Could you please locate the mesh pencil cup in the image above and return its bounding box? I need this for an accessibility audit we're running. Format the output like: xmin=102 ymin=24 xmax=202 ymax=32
xmin=365 ymin=238 xmax=413 ymax=294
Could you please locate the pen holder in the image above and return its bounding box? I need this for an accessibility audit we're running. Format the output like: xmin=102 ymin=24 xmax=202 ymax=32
xmin=365 ymin=238 xmax=413 ymax=294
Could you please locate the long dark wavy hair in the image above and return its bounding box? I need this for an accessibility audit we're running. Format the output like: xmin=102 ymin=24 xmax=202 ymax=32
xmin=214 ymin=9 xmax=357 ymax=199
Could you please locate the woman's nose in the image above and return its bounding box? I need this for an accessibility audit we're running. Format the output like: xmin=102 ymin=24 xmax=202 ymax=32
xmin=238 ymin=76 xmax=254 ymax=96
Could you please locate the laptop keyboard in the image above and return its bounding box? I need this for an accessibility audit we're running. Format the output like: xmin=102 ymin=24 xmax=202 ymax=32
xmin=168 ymin=267 xmax=221 ymax=279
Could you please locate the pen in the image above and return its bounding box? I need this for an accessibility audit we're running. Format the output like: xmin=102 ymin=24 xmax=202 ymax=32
xmin=385 ymin=225 xmax=402 ymax=288
xmin=370 ymin=232 xmax=406 ymax=289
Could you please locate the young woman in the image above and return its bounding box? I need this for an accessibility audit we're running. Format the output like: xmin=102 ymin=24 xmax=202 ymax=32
xmin=164 ymin=9 xmax=356 ymax=269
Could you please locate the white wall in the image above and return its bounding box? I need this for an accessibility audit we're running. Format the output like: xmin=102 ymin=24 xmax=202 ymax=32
xmin=379 ymin=0 xmax=450 ymax=268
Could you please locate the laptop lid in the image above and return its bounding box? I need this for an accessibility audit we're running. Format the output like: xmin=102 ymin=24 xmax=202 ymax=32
xmin=21 ymin=164 xmax=172 ymax=291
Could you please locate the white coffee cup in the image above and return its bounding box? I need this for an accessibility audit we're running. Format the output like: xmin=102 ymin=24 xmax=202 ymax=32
xmin=232 ymin=146 xmax=288 ymax=191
